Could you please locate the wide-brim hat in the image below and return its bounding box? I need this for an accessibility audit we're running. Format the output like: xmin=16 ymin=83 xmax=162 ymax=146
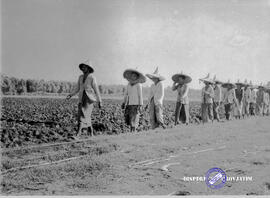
xmin=258 ymin=83 xmax=266 ymax=89
xmin=249 ymin=81 xmax=260 ymax=89
xmin=212 ymin=75 xmax=223 ymax=84
xmin=146 ymin=74 xmax=165 ymax=81
xmin=263 ymin=86 xmax=269 ymax=91
xmin=250 ymin=85 xmax=258 ymax=89
xmin=79 ymin=63 xmax=94 ymax=73
xmin=250 ymin=85 xmax=257 ymax=89
xmin=123 ymin=69 xmax=146 ymax=84
xmin=199 ymin=73 xmax=214 ymax=84
xmin=172 ymin=72 xmax=192 ymax=84
xmin=146 ymin=67 xmax=165 ymax=81
xmin=222 ymin=80 xmax=236 ymax=88
xmin=248 ymin=80 xmax=256 ymax=89
xmin=243 ymin=79 xmax=251 ymax=87
xmin=235 ymin=79 xmax=245 ymax=87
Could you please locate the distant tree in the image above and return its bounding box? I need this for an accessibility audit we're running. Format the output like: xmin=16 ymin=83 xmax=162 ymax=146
xmin=58 ymin=82 xmax=65 ymax=93
xmin=37 ymin=80 xmax=45 ymax=93
xmin=45 ymin=82 xmax=52 ymax=93
xmin=16 ymin=79 xmax=27 ymax=95
xmin=108 ymin=88 xmax=114 ymax=94
xmin=52 ymin=82 xmax=60 ymax=93
xmin=50 ymin=82 xmax=56 ymax=93
xmin=66 ymin=82 xmax=73 ymax=93
xmin=8 ymin=77 xmax=17 ymax=94
xmin=1 ymin=76 xmax=11 ymax=94
xmin=20 ymin=79 xmax=27 ymax=93
xmin=98 ymin=85 xmax=103 ymax=94
xmin=26 ymin=79 xmax=37 ymax=92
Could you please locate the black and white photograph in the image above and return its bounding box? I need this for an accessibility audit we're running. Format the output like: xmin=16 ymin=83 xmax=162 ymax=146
xmin=1 ymin=0 xmax=270 ymax=196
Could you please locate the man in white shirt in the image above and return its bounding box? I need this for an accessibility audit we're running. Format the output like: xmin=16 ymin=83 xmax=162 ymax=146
xmin=223 ymin=83 xmax=237 ymax=120
xmin=201 ymin=80 xmax=215 ymax=123
xmin=172 ymin=73 xmax=192 ymax=125
xmin=213 ymin=80 xmax=222 ymax=122
xmin=242 ymin=81 xmax=251 ymax=118
xmin=256 ymin=85 xmax=264 ymax=116
xmin=122 ymin=69 xmax=146 ymax=132
xmin=250 ymin=86 xmax=257 ymax=116
xmin=145 ymin=68 xmax=166 ymax=129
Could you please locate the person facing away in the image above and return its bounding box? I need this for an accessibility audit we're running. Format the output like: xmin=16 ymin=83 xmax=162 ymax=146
xmin=145 ymin=68 xmax=166 ymax=129
xmin=67 ymin=63 xmax=102 ymax=137
xmin=213 ymin=82 xmax=222 ymax=122
xmin=172 ymin=77 xmax=190 ymax=125
xmin=223 ymin=84 xmax=237 ymax=120
xmin=234 ymin=84 xmax=244 ymax=119
xmin=201 ymin=81 xmax=215 ymax=123
xmin=122 ymin=70 xmax=144 ymax=132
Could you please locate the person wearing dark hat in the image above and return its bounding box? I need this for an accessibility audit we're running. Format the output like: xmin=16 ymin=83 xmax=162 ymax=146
xmin=249 ymin=82 xmax=257 ymax=116
xmin=256 ymin=84 xmax=265 ymax=116
xmin=222 ymin=80 xmax=237 ymax=121
xmin=234 ymin=80 xmax=245 ymax=119
xmin=242 ymin=79 xmax=251 ymax=118
xmin=67 ymin=62 xmax=102 ymax=137
xmin=145 ymin=67 xmax=166 ymax=129
xmin=172 ymin=72 xmax=192 ymax=125
xmin=212 ymin=75 xmax=223 ymax=122
xmin=122 ymin=69 xmax=146 ymax=132
xmin=200 ymin=74 xmax=215 ymax=123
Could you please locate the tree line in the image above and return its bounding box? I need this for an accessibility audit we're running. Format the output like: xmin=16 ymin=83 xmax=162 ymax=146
xmin=1 ymin=75 xmax=129 ymax=95
xmin=1 ymin=75 xmax=202 ymax=100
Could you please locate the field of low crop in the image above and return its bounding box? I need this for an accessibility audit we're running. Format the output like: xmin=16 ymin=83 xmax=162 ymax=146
xmin=1 ymin=97 xmax=218 ymax=148
xmin=1 ymin=115 xmax=270 ymax=195
xmin=1 ymin=97 xmax=269 ymax=195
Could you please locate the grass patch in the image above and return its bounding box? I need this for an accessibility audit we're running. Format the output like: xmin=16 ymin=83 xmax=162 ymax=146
xmin=1 ymin=155 xmax=110 ymax=195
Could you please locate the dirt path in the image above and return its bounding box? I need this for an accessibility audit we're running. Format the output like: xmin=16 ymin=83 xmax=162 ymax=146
xmin=89 ymin=116 xmax=270 ymax=195
xmin=2 ymin=116 xmax=270 ymax=195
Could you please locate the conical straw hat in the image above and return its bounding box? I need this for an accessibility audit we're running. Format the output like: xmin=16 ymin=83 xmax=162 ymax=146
xmin=172 ymin=71 xmax=192 ymax=84
xmin=235 ymin=79 xmax=245 ymax=87
xmin=222 ymin=79 xmax=236 ymax=88
xmin=146 ymin=67 xmax=165 ymax=81
xmin=199 ymin=73 xmax=214 ymax=84
xmin=79 ymin=59 xmax=94 ymax=73
xmin=123 ymin=68 xmax=146 ymax=84
xmin=212 ymin=75 xmax=223 ymax=84
xmin=249 ymin=81 xmax=257 ymax=89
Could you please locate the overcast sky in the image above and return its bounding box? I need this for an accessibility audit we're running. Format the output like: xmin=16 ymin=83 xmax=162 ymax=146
xmin=2 ymin=0 xmax=270 ymax=88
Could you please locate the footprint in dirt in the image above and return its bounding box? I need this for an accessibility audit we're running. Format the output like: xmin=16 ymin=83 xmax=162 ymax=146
xmin=170 ymin=191 xmax=191 ymax=196
xmin=246 ymin=192 xmax=259 ymax=195
xmin=252 ymin=161 xmax=264 ymax=165
xmin=233 ymin=169 xmax=246 ymax=175
xmin=162 ymin=172 xmax=171 ymax=179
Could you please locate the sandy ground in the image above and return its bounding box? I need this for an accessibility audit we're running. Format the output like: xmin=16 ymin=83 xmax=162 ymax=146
xmin=2 ymin=116 xmax=270 ymax=195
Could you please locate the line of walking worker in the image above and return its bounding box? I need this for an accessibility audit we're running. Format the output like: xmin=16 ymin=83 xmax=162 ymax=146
xmin=66 ymin=62 xmax=270 ymax=137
